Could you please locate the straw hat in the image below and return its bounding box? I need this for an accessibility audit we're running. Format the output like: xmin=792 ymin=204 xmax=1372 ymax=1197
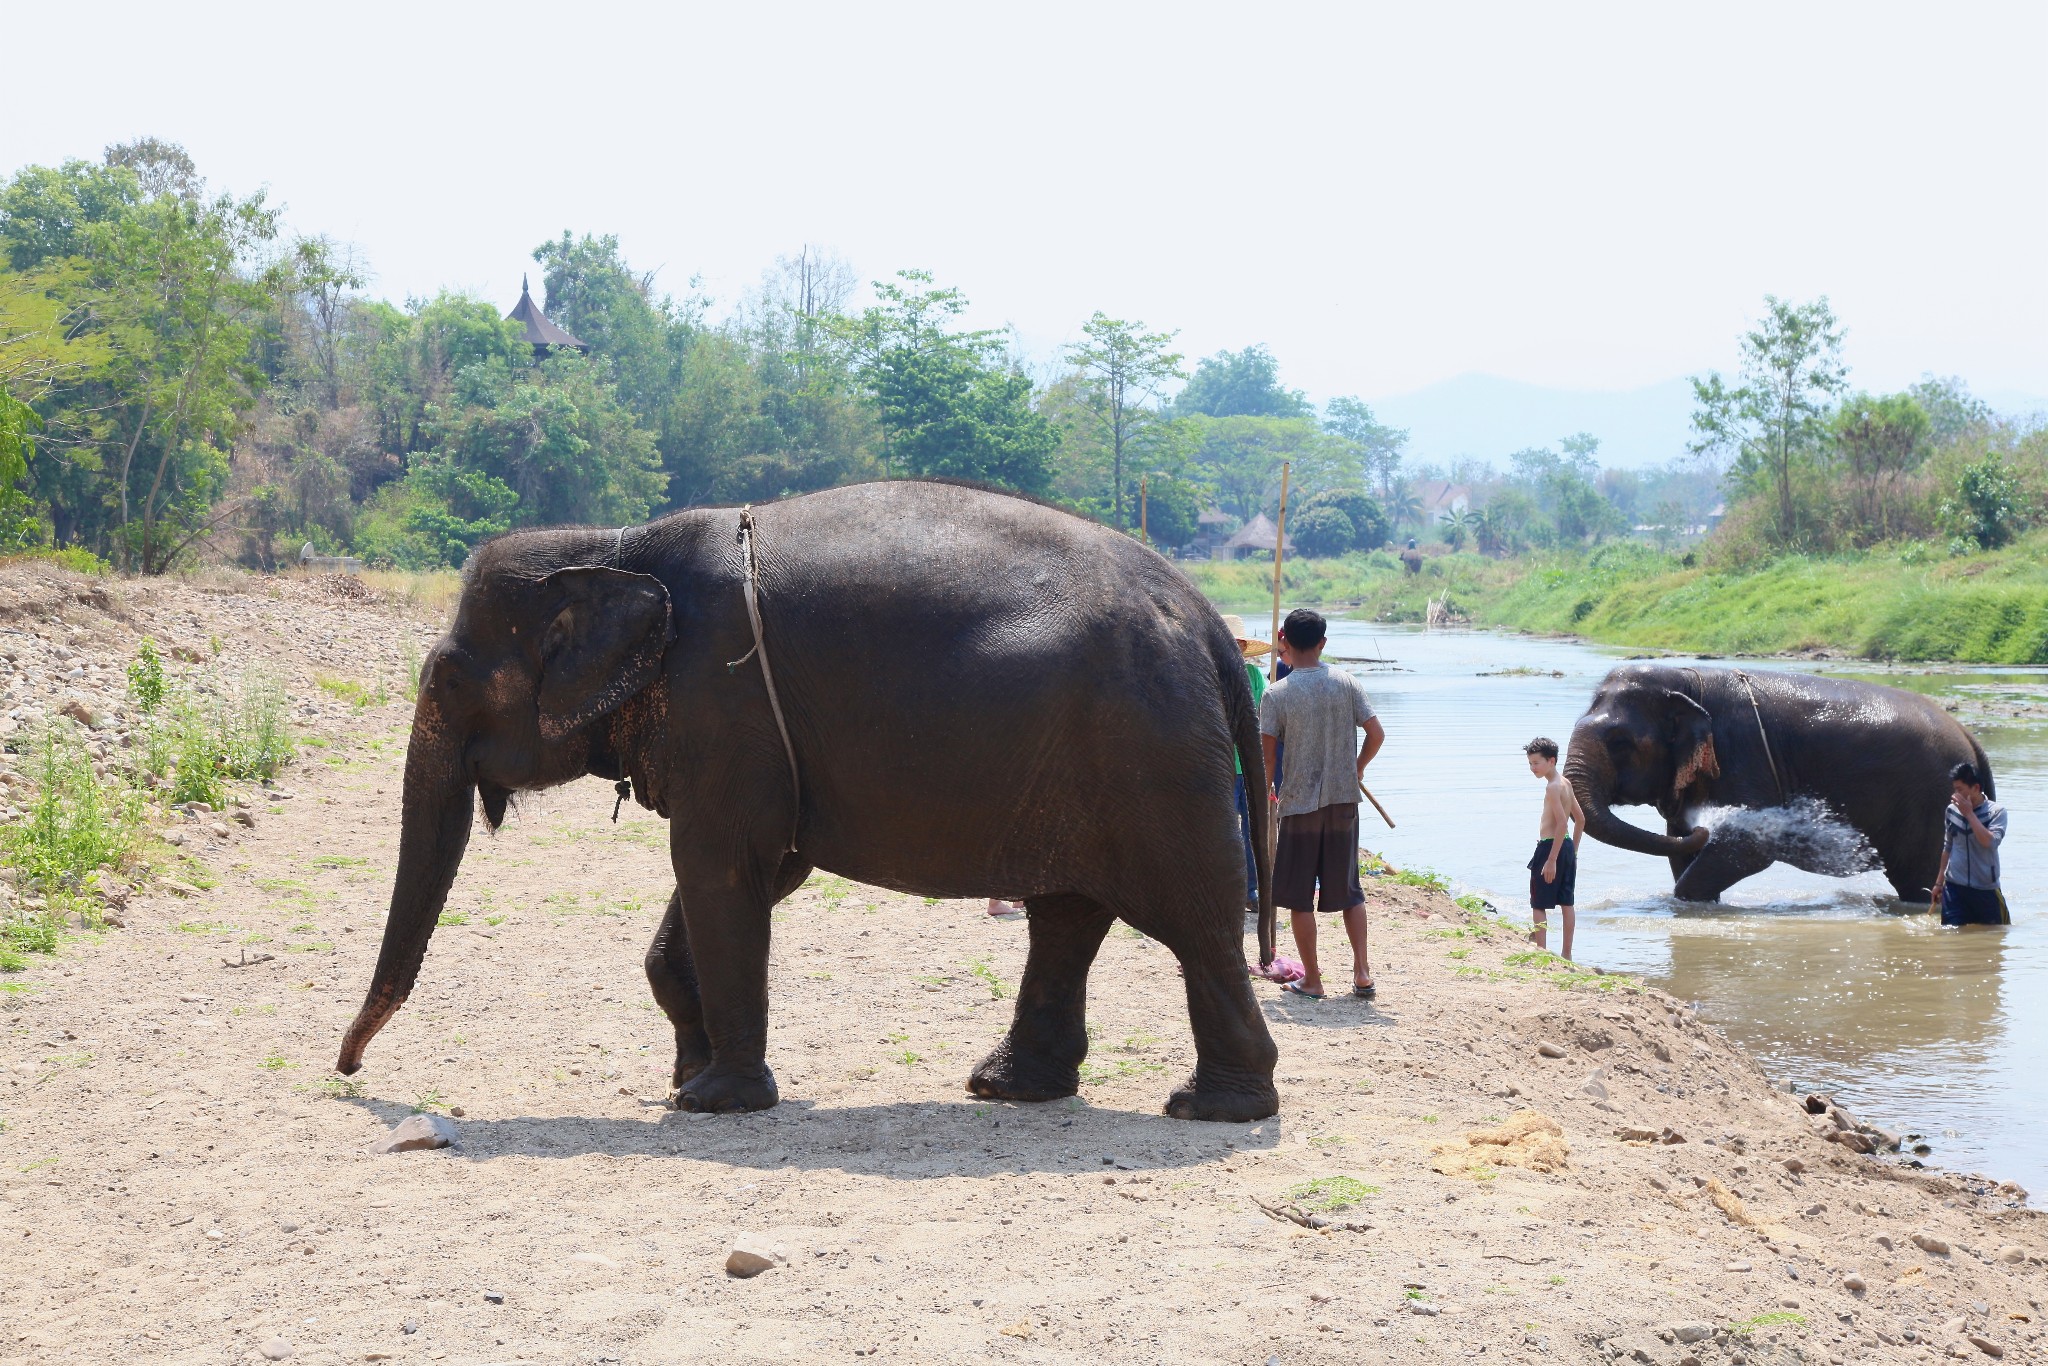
xmin=1221 ymin=614 xmax=1273 ymax=659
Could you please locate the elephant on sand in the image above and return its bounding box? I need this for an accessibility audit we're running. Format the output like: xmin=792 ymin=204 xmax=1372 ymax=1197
xmin=1564 ymin=664 xmax=1992 ymax=903
xmin=338 ymin=481 xmax=1281 ymax=1122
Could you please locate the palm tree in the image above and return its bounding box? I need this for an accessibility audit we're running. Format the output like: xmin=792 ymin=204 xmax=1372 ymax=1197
xmin=1388 ymin=484 xmax=1424 ymax=537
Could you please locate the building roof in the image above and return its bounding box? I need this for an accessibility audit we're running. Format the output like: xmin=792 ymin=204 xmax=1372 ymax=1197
xmin=1197 ymin=507 xmax=1234 ymax=526
xmin=1414 ymin=480 xmax=1472 ymax=511
xmin=1220 ymin=512 xmax=1296 ymax=553
xmin=506 ymin=275 xmax=587 ymax=350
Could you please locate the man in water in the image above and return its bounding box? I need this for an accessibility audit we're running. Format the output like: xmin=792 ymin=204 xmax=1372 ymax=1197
xmin=1932 ymin=761 xmax=2009 ymax=926
xmin=1259 ymin=608 xmax=1385 ymax=999
xmin=1524 ymin=737 xmax=1584 ymax=959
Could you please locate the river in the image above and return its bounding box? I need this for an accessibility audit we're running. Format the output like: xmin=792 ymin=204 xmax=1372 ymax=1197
xmin=1312 ymin=619 xmax=2046 ymax=1198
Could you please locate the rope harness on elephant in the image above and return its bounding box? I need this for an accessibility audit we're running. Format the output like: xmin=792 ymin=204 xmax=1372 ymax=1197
xmin=725 ymin=507 xmax=803 ymax=853
xmin=609 ymin=523 xmax=634 ymax=822
xmin=1734 ymin=670 xmax=1787 ymax=804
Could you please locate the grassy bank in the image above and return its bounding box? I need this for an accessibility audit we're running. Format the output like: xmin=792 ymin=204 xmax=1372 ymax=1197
xmin=1182 ymin=531 xmax=2048 ymax=664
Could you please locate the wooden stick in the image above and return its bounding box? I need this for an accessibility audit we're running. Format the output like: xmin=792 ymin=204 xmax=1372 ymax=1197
xmin=1267 ymin=460 xmax=1292 ymax=683
xmin=1359 ymin=780 xmax=1395 ymax=828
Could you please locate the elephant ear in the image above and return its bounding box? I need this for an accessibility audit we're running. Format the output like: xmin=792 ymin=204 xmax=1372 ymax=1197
xmin=1664 ymin=689 xmax=1720 ymax=795
xmin=534 ymin=567 xmax=673 ymax=743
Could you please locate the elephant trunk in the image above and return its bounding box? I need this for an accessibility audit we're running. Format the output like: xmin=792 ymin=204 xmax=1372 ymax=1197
xmin=336 ymin=696 xmax=475 ymax=1074
xmin=1566 ymin=743 xmax=1706 ymax=859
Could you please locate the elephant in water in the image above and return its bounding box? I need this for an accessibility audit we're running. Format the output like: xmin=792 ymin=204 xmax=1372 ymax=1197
xmin=337 ymin=481 xmax=1281 ymax=1122
xmin=1564 ymin=664 xmax=1993 ymax=903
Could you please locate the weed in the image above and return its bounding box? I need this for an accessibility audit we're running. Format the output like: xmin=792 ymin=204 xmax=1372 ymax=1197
xmin=967 ymin=959 xmax=1010 ymax=1000
xmin=807 ymin=971 xmax=833 ymax=980
xmin=1393 ymin=867 xmax=1451 ymax=893
xmin=1446 ymin=948 xmax=1470 ymax=960
xmin=126 ymin=639 xmax=167 ymax=714
xmin=241 ymin=933 xmax=271 ymax=945
xmin=1547 ymin=1275 xmax=1565 ymax=1286
xmin=1421 ymin=1114 xmax=1439 ymax=1124
xmin=411 ymin=1089 xmax=446 ymax=1113
xmin=287 ymin=922 xmax=317 ymax=934
xmin=5 ymin=723 xmax=147 ymax=911
xmin=1078 ymin=1058 xmax=1165 ymax=1085
xmin=1306 ymin=1133 xmax=1349 ymax=1148
xmin=484 ymin=915 xmax=506 ymax=927
xmin=399 ymin=635 xmax=423 ymax=703
xmin=315 ymin=675 xmax=385 ymax=709
xmin=317 ymin=1077 xmax=366 ymax=1099
xmin=1284 ymin=1176 xmax=1381 ymax=1211
xmin=892 ymin=1050 xmax=922 ymax=1067
xmin=437 ymin=911 xmax=468 ymax=927
xmin=260 ymin=1053 xmax=296 ymax=1071
xmin=284 ymin=941 xmax=333 ymax=953
xmin=1404 ymin=1288 xmax=1427 ymax=1301
xmin=311 ymin=855 xmax=367 ymax=869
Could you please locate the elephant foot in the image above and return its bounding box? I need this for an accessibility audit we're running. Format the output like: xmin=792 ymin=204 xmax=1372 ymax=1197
xmin=671 ymin=1063 xmax=779 ymax=1114
xmin=670 ymin=1047 xmax=713 ymax=1091
xmin=967 ymin=1040 xmax=1078 ymax=1103
xmin=1164 ymin=1070 xmax=1279 ymax=1123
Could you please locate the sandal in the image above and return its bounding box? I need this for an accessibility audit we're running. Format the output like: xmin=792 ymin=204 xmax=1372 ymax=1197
xmin=1282 ymin=982 xmax=1324 ymax=1000
xmin=1352 ymin=981 xmax=1377 ymax=998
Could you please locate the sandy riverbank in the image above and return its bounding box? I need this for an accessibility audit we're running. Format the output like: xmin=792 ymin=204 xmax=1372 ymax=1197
xmin=1 ymin=563 xmax=2043 ymax=1365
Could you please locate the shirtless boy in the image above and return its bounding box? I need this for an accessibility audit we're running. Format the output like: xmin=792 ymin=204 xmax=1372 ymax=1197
xmin=1524 ymin=737 xmax=1583 ymax=960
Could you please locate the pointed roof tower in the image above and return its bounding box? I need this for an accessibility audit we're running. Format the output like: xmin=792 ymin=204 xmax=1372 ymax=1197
xmin=506 ymin=274 xmax=587 ymax=353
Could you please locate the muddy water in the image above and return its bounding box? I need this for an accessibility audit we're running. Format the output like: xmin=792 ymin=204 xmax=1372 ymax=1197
xmin=1315 ymin=620 xmax=2046 ymax=1197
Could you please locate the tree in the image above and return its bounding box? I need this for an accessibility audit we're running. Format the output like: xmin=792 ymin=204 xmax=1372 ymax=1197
xmin=1939 ymin=453 xmax=2027 ymax=551
xmin=1688 ymin=295 xmax=1848 ymax=548
xmin=1907 ymin=374 xmax=1994 ymax=447
xmin=1065 ymin=312 xmax=1183 ymax=528
xmin=1185 ymin=414 xmax=1323 ymax=519
xmin=1169 ymin=344 xmax=1311 ymax=419
xmin=1323 ymin=396 xmax=1407 ymax=501
xmin=840 ymin=271 xmax=1057 ymax=495
xmin=1832 ymin=392 xmax=1931 ymax=542
xmin=1138 ymin=473 xmax=1202 ymax=548
xmin=1293 ymin=504 xmax=1355 ymax=557
xmin=1296 ymin=487 xmax=1388 ymax=551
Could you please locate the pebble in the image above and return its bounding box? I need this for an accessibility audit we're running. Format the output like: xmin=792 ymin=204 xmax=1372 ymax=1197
xmin=483 ymin=1289 xmax=504 ymax=1304
xmin=260 ymin=1338 xmax=294 ymax=1361
xmin=1671 ymin=1321 xmax=1713 ymax=1344
xmin=366 ymin=1113 xmax=456 ymax=1155
xmin=1725 ymin=1261 xmax=1752 ymax=1273
xmin=1406 ymin=1301 xmax=1439 ymax=1316
xmin=1842 ymin=1274 xmax=1867 ymax=1293
xmin=726 ymin=1233 xmax=788 ymax=1278
xmin=1967 ymin=1334 xmax=2004 ymax=1358
xmin=1994 ymin=1245 xmax=2024 ymax=1264
xmin=1578 ymin=1069 xmax=1609 ymax=1101
xmin=1912 ymin=1232 xmax=1952 ymax=1256
xmin=1781 ymin=1157 xmax=1805 ymax=1174
xmin=1536 ymin=1040 xmax=1566 ymax=1059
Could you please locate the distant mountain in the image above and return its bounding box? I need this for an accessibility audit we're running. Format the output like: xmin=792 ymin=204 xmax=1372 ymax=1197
xmin=1369 ymin=373 xmax=2048 ymax=473
xmin=1369 ymin=374 xmax=1699 ymax=471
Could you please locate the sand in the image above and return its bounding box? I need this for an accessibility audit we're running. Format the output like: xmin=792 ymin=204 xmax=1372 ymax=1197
xmin=1 ymin=563 xmax=2043 ymax=1365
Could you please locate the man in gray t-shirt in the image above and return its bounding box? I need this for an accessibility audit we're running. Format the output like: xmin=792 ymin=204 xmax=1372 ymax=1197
xmin=1258 ymin=608 xmax=1386 ymax=1000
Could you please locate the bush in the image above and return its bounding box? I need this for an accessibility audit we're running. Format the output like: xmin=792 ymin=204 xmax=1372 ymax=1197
xmin=147 ymin=666 xmax=294 ymax=805
xmin=126 ymin=638 xmax=167 ymax=714
xmin=1292 ymin=505 xmax=1356 ymax=558
xmin=3 ymin=723 xmax=148 ymax=939
xmin=1940 ymin=453 xmax=2028 ymax=550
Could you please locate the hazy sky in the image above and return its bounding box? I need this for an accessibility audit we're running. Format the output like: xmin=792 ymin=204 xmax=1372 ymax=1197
xmin=7 ymin=2 xmax=2044 ymax=404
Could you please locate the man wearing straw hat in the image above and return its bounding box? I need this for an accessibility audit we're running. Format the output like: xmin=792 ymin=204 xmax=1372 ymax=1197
xmin=1221 ymin=615 xmax=1272 ymax=912
xmin=1260 ymin=608 xmax=1385 ymax=999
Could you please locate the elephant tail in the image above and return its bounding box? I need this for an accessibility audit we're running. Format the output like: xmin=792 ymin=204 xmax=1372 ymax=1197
xmin=1220 ymin=635 xmax=1276 ymax=969
xmin=1972 ymin=735 xmax=1996 ymax=801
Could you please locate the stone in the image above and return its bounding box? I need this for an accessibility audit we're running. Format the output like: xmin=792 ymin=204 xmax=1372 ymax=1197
xmin=1781 ymin=1157 xmax=1806 ymax=1174
xmin=1537 ymin=1040 xmax=1567 ymax=1059
xmin=207 ymin=821 xmax=231 ymax=839
xmin=401 ymin=1319 xmax=418 ymax=1335
xmin=570 ymin=1251 xmax=619 ymax=1271
xmin=1994 ymin=1246 xmax=2025 ymax=1264
xmin=233 ymin=809 xmax=255 ymax=828
xmin=483 ymin=1289 xmax=504 ymax=1304
xmin=366 ymin=1113 xmax=456 ymax=1154
xmin=726 ymin=1233 xmax=787 ymax=1278
xmin=1911 ymin=1232 xmax=1952 ymax=1256
xmin=1843 ymin=1274 xmax=1867 ymax=1293
xmin=1725 ymin=1261 xmax=1752 ymax=1273
xmin=260 ymin=1338 xmax=294 ymax=1361
xmin=58 ymin=699 xmax=101 ymax=728
xmin=1672 ymin=1321 xmax=1713 ymax=1343
xmin=1967 ymin=1335 xmax=2004 ymax=1358
xmin=1406 ymin=1301 xmax=1440 ymax=1316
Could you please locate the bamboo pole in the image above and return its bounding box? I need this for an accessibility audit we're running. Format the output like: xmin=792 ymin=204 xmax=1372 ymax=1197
xmin=1267 ymin=460 xmax=1292 ymax=683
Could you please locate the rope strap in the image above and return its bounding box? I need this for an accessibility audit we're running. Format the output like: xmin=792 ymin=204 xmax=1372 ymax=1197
xmin=1735 ymin=670 xmax=1786 ymax=804
xmin=724 ymin=507 xmax=802 ymax=853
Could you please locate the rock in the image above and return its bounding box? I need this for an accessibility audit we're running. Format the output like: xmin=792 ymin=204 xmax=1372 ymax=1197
xmin=1911 ymin=1232 xmax=1952 ymax=1256
xmin=1827 ymin=1129 xmax=1876 ymax=1154
xmin=725 ymin=1233 xmax=788 ymax=1278
xmin=232 ymin=809 xmax=255 ymax=828
xmin=1725 ymin=1261 xmax=1752 ymax=1273
xmin=58 ymin=699 xmax=101 ymax=728
xmin=366 ymin=1113 xmax=456 ymax=1155
xmin=207 ymin=821 xmax=231 ymax=839
xmin=401 ymin=1319 xmax=418 ymax=1334
xmin=1537 ymin=1040 xmax=1567 ymax=1059
xmin=1672 ymin=1321 xmax=1713 ymax=1343
xmin=1843 ymin=1274 xmax=1867 ymax=1293
xmin=1968 ymin=1334 xmax=2004 ymax=1358
xmin=483 ymin=1289 xmax=504 ymax=1304
xmin=160 ymin=877 xmax=199 ymax=895
xmin=1781 ymin=1157 xmax=1806 ymax=1174
xmin=260 ymin=1339 xmax=294 ymax=1361
xmin=1407 ymin=1301 xmax=1440 ymax=1316
xmin=1994 ymin=1246 xmax=2025 ymax=1264
xmin=1578 ymin=1069 xmax=1609 ymax=1101
xmin=570 ymin=1251 xmax=619 ymax=1271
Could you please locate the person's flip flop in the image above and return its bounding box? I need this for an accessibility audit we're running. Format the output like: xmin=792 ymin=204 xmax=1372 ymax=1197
xmin=1352 ymin=982 xmax=1377 ymax=998
xmin=1282 ymin=982 xmax=1324 ymax=1000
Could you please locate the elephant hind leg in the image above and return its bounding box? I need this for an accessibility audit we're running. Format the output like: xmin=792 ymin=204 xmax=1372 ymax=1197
xmin=645 ymin=888 xmax=712 ymax=1093
xmin=1119 ymin=894 xmax=1278 ymax=1123
xmin=969 ymin=895 xmax=1114 ymax=1103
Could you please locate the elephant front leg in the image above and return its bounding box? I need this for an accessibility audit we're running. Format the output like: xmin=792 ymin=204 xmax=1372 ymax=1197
xmin=969 ymin=897 xmax=1115 ymax=1102
xmin=669 ymin=867 xmax=781 ymax=1115
xmin=644 ymin=889 xmax=712 ymax=1096
xmin=1671 ymin=835 xmax=1776 ymax=902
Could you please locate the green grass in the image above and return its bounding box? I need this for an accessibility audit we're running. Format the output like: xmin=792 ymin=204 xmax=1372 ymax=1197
xmin=1185 ymin=530 xmax=2048 ymax=664
xmin=1731 ymin=1312 xmax=1806 ymax=1336
xmin=966 ymin=958 xmax=1010 ymax=1000
xmin=1285 ymin=1176 xmax=1381 ymax=1212
xmin=315 ymin=674 xmax=386 ymax=708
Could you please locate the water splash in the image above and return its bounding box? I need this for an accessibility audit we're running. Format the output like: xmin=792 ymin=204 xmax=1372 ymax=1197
xmin=1692 ymin=798 xmax=1882 ymax=878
